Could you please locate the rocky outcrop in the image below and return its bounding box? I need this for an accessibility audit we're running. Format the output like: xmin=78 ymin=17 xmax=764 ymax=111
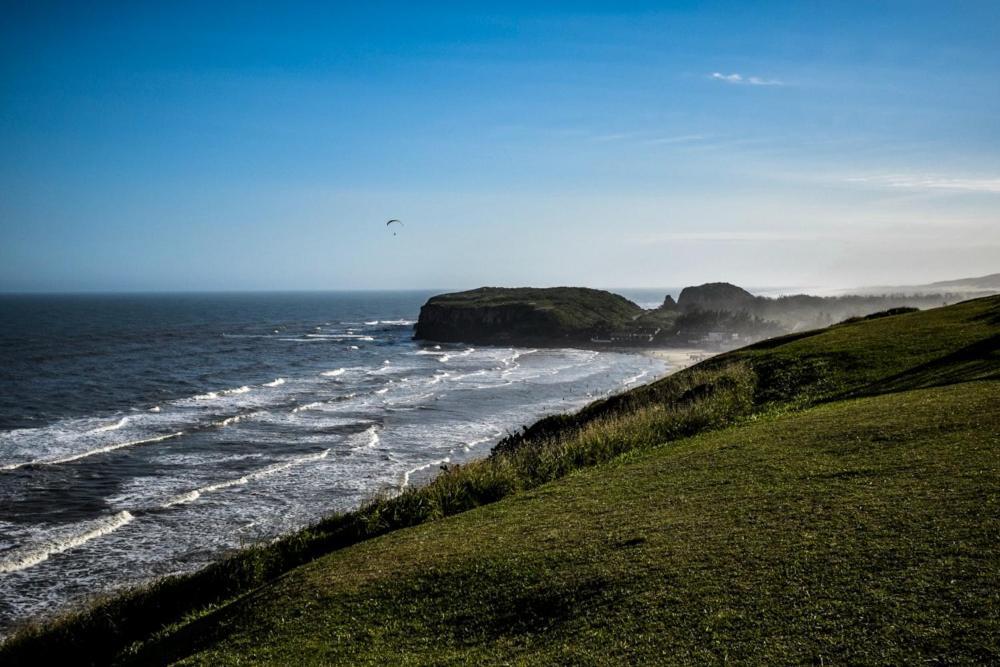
xmin=677 ymin=282 xmax=757 ymax=313
xmin=414 ymin=287 xmax=643 ymax=345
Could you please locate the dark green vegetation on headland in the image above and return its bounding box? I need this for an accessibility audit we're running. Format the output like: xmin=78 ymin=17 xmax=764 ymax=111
xmin=3 ymin=296 xmax=999 ymax=665
xmin=414 ymin=283 xmax=971 ymax=348
xmin=413 ymin=286 xmax=644 ymax=344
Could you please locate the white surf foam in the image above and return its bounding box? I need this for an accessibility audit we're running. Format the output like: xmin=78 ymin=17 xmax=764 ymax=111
xmin=192 ymin=385 xmax=251 ymax=401
xmin=448 ymin=369 xmax=488 ymax=382
xmin=456 ymin=429 xmax=505 ymax=453
xmin=365 ymin=319 xmax=415 ymax=326
xmin=366 ymin=361 xmax=396 ymax=376
xmin=161 ymin=449 xmax=331 ymax=508
xmin=305 ymin=334 xmax=375 ymax=341
xmin=438 ymin=348 xmax=475 ymax=363
xmin=428 ymin=371 xmax=450 ymax=385
xmin=350 ymin=425 xmax=381 ymax=451
xmin=401 ymin=456 xmax=451 ymax=488
xmin=92 ymin=417 xmax=129 ymax=433
xmin=622 ymin=370 xmax=649 ymax=386
xmin=503 ymin=349 xmax=537 ymax=366
xmin=384 ymin=391 xmax=435 ymax=408
xmin=0 ymin=511 xmax=135 ymax=574
xmin=321 ymin=368 xmax=346 ymax=377
xmin=291 ymin=402 xmax=325 ymax=413
xmin=262 ymin=378 xmax=285 ymax=387
xmin=1 ymin=432 xmax=185 ymax=471
xmin=213 ymin=412 xmax=264 ymax=428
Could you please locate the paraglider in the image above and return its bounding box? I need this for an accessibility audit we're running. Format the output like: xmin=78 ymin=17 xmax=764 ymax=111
xmin=386 ymin=219 xmax=403 ymax=236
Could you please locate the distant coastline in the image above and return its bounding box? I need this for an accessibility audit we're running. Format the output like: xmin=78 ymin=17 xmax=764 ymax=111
xmin=413 ymin=282 xmax=981 ymax=352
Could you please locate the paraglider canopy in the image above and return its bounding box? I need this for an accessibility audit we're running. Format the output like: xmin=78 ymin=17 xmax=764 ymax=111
xmin=386 ymin=219 xmax=403 ymax=236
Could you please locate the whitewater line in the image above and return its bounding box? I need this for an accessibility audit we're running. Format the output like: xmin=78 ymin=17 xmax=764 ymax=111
xmin=92 ymin=416 xmax=129 ymax=433
xmin=350 ymin=425 xmax=381 ymax=451
xmin=192 ymin=385 xmax=251 ymax=400
xmin=1 ymin=432 xmax=185 ymax=471
xmin=400 ymin=456 xmax=452 ymax=489
xmin=0 ymin=511 xmax=135 ymax=575
xmin=161 ymin=449 xmax=331 ymax=508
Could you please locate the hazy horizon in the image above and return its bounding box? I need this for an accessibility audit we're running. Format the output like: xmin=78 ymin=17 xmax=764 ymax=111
xmin=2 ymin=275 xmax=994 ymax=299
xmin=3 ymin=3 xmax=998 ymax=292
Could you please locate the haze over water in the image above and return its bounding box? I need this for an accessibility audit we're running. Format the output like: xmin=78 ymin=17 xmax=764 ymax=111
xmin=0 ymin=291 xmax=664 ymax=632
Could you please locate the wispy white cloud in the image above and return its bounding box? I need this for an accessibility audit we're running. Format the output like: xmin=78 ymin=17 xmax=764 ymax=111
xmin=633 ymin=231 xmax=838 ymax=243
xmin=580 ymin=131 xmax=707 ymax=146
xmin=846 ymin=174 xmax=1000 ymax=194
xmin=711 ymin=72 xmax=743 ymax=84
xmin=590 ymin=132 xmax=633 ymax=143
xmin=710 ymin=72 xmax=783 ymax=86
xmin=645 ymin=134 xmax=707 ymax=146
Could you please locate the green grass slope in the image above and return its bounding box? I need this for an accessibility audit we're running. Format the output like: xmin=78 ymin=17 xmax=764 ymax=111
xmin=3 ymin=296 xmax=998 ymax=665
xmin=151 ymin=381 xmax=999 ymax=665
xmin=499 ymin=297 xmax=999 ymax=450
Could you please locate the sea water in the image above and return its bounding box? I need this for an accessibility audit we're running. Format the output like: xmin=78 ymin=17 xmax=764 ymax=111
xmin=0 ymin=291 xmax=665 ymax=632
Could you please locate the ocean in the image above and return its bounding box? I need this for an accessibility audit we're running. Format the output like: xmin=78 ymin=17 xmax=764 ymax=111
xmin=0 ymin=291 xmax=666 ymax=632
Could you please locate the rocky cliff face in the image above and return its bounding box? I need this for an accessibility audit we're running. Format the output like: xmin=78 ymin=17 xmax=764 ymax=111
xmin=415 ymin=301 xmax=567 ymax=343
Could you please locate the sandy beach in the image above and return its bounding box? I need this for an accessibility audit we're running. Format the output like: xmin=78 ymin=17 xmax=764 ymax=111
xmin=642 ymin=348 xmax=716 ymax=376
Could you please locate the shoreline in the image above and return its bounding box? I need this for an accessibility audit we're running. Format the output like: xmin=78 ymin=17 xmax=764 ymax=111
xmin=639 ymin=347 xmax=716 ymax=376
xmin=0 ymin=345 xmax=665 ymax=637
xmin=0 ymin=340 xmax=733 ymax=659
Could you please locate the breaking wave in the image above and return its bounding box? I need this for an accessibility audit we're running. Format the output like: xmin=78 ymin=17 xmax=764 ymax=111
xmin=401 ymin=456 xmax=451 ymax=488
xmin=1 ymin=432 xmax=185 ymax=471
xmin=92 ymin=417 xmax=129 ymax=433
xmin=0 ymin=511 xmax=135 ymax=574
xmin=291 ymin=402 xmax=325 ymax=413
xmin=365 ymin=319 xmax=415 ymax=326
xmin=192 ymin=386 xmax=251 ymax=401
xmin=350 ymin=425 xmax=381 ymax=451
xmin=161 ymin=449 xmax=330 ymax=508
xmin=621 ymin=370 xmax=650 ymax=386
xmin=213 ymin=412 xmax=264 ymax=428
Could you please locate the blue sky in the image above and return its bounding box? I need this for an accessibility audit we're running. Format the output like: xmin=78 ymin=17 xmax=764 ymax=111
xmin=2 ymin=1 xmax=998 ymax=292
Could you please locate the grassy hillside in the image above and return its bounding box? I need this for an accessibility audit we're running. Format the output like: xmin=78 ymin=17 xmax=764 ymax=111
xmin=3 ymin=296 xmax=998 ymax=665
xmin=496 ymin=296 xmax=999 ymax=452
xmin=151 ymin=382 xmax=999 ymax=665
